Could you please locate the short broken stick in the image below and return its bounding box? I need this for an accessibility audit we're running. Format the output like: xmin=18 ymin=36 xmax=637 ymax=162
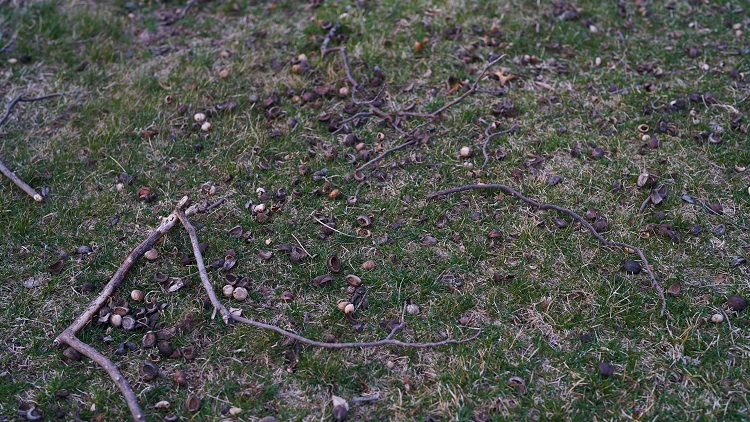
xmin=427 ymin=184 xmax=667 ymax=317
xmin=0 ymin=92 xmax=73 ymax=201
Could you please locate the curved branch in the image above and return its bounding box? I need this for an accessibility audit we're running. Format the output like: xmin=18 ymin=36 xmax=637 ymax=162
xmin=231 ymin=314 xmax=481 ymax=348
xmin=427 ymin=184 xmax=667 ymax=317
xmin=57 ymin=332 xmax=145 ymax=422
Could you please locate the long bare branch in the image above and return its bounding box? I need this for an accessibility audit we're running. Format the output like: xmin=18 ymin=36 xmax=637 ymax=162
xmin=231 ymin=314 xmax=481 ymax=348
xmin=427 ymin=184 xmax=667 ymax=316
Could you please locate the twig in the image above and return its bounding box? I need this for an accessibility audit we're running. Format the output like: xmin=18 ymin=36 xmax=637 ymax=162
xmin=290 ymin=232 xmax=315 ymax=258
xmin=0 ymin=92 xmax=71 ymax=128
xmin=0 ymin=92 xmax=73 ymax=201
xmin=356 ymin=140 xmax=417 ymax=172
xmin=57 ymin=332 xmax=145 ymax=422
xmin=176 ymin=207 xmax=231 ymax=324
xmin=427 ymin=184 xmax=667 ymax=317
xmin=321 ymin=23 xmax=341 ymax=56
xmin=0 ymin=159 xmax=42 ymax=201
xmin=309 ymin=211 xmax=368 ymax=239
xmin=231 ymin=314 xmax=480 ymax=348
xmin=398 ymin=55 xmax=506 ymax=118
xmin=481 ymin=124 xmax=519 ymax=167
xmin=0 ymin=33 xmax=16 ymax=54
xmin=164 ymin=0 xmax=199 ymax=25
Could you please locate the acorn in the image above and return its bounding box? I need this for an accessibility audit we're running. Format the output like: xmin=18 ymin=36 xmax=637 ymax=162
xmin=327 ymin=255 xmax=341 ymax=273
xmin=329 ymin=189 xmax=341 ymax=199
xmin=122 ymin=315 xmax=136 ymax=331
xmin=218 ymin=68 xmax=230 ymax=78
xmin=222 ymin=285 xmax=234 ymax=297
xmin=345 ymin=274 xmax=362 ymax=287
xmin=460 ymin=146 xmax=472 ymax=158
xmin=131 ymin=289 xmax=145 ymax=301
xmin=233 ymin=286 xmax=248 ymax=301
xmin=140 ymin=361 xmax=159 ymax=381
xmin=362 ymin=260 xmax=376 ymax=270
xmin=193 ymin=113 xmax=206 ymax=123
xmin=727 ymin=296 xmax=747 ymax=312
xmin=711 ymin=313 xmax=724 ymax=323
xmin=186 ymin=395 xmax=201 ymax=412
xmin=337 ymin=301 xmax=351 ymax=312
xmin=110 ymin=314 xmax=123 ymax=327
xmin=62 ymin=347 xmax=82 ymax=362
xmin=406 ymin=304 xmax=420 ymax=315
xmin=344 ymin=303 xmax=355 ymax=314
xmin=201 ymin=122 xmax=212 ymax=131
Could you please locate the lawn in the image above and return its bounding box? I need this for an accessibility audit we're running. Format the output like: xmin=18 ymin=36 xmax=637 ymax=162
xmin=1 ymin=0 xmax=749 ymax=420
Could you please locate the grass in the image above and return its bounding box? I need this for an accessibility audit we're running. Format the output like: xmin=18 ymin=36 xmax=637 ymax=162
xmin=1 ymin=0 xmax=749 ymax=420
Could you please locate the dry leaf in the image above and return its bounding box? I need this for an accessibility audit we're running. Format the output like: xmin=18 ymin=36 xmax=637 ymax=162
xmin=492 ymin=68 xmax=515 ymax=86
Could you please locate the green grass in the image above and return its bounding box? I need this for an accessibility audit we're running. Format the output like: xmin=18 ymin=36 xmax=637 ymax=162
xmin=1 ymin=0 xmax=749 ymax=420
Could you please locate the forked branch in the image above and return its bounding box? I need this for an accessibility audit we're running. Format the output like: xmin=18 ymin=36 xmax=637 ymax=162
xmin=56 ymin=196 xmax=480 ymax=422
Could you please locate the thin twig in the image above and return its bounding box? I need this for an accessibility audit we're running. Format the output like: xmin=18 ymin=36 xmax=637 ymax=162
xmin=0 ymin=33 xmax=16 ymax=54
xmin=164 ymin=0 xmax=198 ymax=25
xmin=290 ymin=232 xmax=315 ymax=258
xmin=0 ymin=92 xmax=74 ymax=201
xmin=399 ymin=55 xmax=506 ymax=118
xmin=232 ymin=314 xmax=480 ymax=348
xmin=57 ymin=332 xmax=145 ymax=422
xmin=176 ymin=207 xmax=231 ymax=324
xmin=356 ymin=139 xmax=417 ymax=172
xmin=481 ymin=123 xmax=519 ymax=167
xmin=321 ymin=23 xmax=341 ymax=56
xmin=427 ymin=184 xmax=667 ymax=317
xmin=310 ymin=211 xmax=367 ymax=239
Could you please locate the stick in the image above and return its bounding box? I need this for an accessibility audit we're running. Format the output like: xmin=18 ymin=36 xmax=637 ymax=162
xmin=57 ymin=332 xmax=145 ymax=422
xmin=164 ymin=0 xmax=199 ymax=25
xmin=0 ymin=33 xmax=16 ymax=54
xmin=398 ymin=55 xmax=506 ymax=118
xmin=310 ymin=211 xmax=367 ymax=239
xmin=0 ymin=160 xmax=42 ymax=201
xmin=427 ymin=184 xmax=667 ymax=316
xmin=176 ymin=207 xmax=232 ymax=324
xmin=321 ymin=23 xmax=341 ymax=56
xmin=481 ymin=124 xmax=519 ymax=167
xmin=356 ymin=139 xmax=417 ymax=172
xmin=0 ymin=92 xmax=73 ymax=201
xmin=231 ymin=314 xmax=480 ymax=348
xmin=54 ymin=197 xmax=196 ymax=345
